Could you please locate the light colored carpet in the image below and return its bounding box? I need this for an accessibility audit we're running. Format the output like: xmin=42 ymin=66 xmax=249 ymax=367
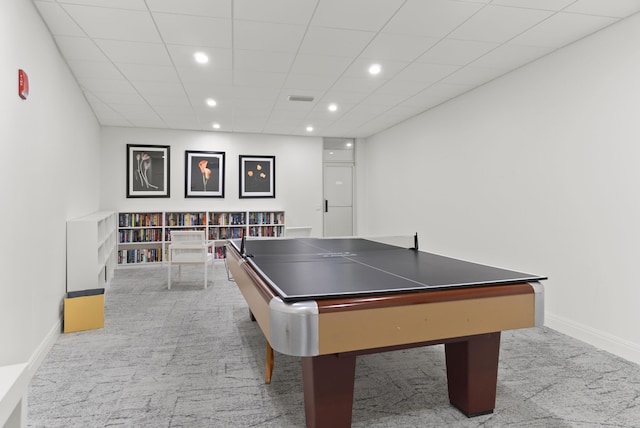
xmin=28 ymin=263 xmax=640 ymax=427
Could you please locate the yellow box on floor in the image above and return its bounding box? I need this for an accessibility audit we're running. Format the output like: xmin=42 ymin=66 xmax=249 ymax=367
xmin=63 ymin=293 xmax=104 ymax=333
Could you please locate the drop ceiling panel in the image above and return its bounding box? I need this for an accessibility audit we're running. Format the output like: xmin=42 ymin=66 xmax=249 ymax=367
xmin=299 ymin=27 xmax=375 ymax=57
xmin=359 ymin=33 xmax=440 ymax=62
xmin=441 ymin=65 xmax=507 ymax=85
xmin=490 ymin=0 xmax=575 ymax=11
xmin=67 ymin=60 xmax=123 ymax=79
xmin=234 ymin=21 xmax=306 ymax=52
xmin=393 ymin=63 xmax=460 ymax=84
xmin=311 ymin=0 xmax=404 ymax=31
xmin=112 ymin=104 xmax=160 ymax=116
xmin=233 ymin=86 xmax=281 ymax=101
xmin=383 ymin=0 xmax=484 ymax=38
xmin=283 ymin=74 xmax=336 ymax=92
xmin=374 ymin=79 xmax=432 ymax=96
xmin=448 ymin=5 xmax=554 ymax=43
xmin=78 ymin=79 xmax=136 ymax=94
xmin=79 ymin=78 xmax=135 ymax=93
xmin=117 ymin=64 xmax=180 ymax=82
xmin=53 ymin=36 xmax=106 ymax=62
xmin=144 ymin=95 xmax=192 ymax=108
xmin=234 ymin=0 xmax=316 ymax=24
xmin=56 ymin=0 xmax=147 ymax=10
xmin=331 ymin=76 xmax=388 ymax=94
xmin=62 ymin=4 xmax=161 ymax=42
xmin=91 ymin=91 xmax=147 ymax=105
xmin=34 ymin=2 xmax=85 ymax=36
xmin=95 ymin=40 xmax=172 ymax=65
xmin=146 ymin=0 xmax=231 ymax=18
xmin=417 ymin=39 xmax=500 ymax=66
xmin=289 ymin=54 xmax=353 ymax=78
xmin=132 ymin=81 xmax=186 ymax=97
xmin=176 ymin=68 xmax=233 ymax=86
xmin=152 ymin=13 xmax=231 ymax=47
xmin=471 ymin=43 xmax=554 ymax=68
xmin=233 ymin=71 xmax=288 ymax=88
xmin=565 ymin=0 xmax=640 ymax=17
xmin=511 ymin=12 xmax=618 ymax=48
xmin=364 ymin=90 xmax=415 ymax=106
xmin=417 ymin=82 xmax=477 ymax=99
xmin=234 ymin=50 xmax=296 ymax=73
xmin=269 ymin=109 xmax=312 ymax=121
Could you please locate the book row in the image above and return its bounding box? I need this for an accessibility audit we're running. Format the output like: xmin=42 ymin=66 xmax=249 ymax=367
xmin=117 ymin=244 xmax=228 ymax=265
xmin=119 ymin=212 xmax=163 ymax=228
xmin=118 ymin=248 xmax=163 ymax=264
xmin=249 ymin=211 xmax=284 ymax=225
xmin=211 ymin=212 xmax=246 ymax=226
xmin=118 ymin=211 xmax=284 ymax=228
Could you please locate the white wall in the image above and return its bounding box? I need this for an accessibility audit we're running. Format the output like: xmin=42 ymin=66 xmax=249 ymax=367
xmin=360 ymin=13 xmax=640 ymax=364
xmin=0 ymin=0 xmax=101 ymax=367
xmin=100 ymin=127 xmax=324 ymax=234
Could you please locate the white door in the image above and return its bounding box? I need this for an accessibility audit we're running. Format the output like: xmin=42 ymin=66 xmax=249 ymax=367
xmin=324 ymin=165 xmax=353 ymax=236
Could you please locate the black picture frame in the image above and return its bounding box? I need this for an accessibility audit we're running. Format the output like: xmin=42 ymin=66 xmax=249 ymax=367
xmin=126 ymin=144 xmax=170 ymax=198
xmin=185 ymin=150 xmax=225 ymax=198
xmin=239 ymin=155 xmax=275 ymax=198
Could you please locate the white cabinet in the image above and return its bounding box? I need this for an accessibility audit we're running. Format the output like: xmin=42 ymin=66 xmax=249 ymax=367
xmin=66 ymin=211 xmax=117 ymax=293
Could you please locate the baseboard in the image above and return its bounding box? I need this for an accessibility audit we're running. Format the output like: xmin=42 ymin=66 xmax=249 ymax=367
xmin=26 ymin=320 xmax=60 ymax=379
xmin=545 ymin=312 xmax=640 ymax=365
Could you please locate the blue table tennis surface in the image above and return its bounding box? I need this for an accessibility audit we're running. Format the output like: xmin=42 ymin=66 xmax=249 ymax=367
xmin=230 ymin=237 xmax=546 ymax=302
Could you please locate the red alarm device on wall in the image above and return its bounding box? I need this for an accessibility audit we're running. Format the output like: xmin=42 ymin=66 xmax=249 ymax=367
xmin=18 ymin=69 xmax=29 ymax=99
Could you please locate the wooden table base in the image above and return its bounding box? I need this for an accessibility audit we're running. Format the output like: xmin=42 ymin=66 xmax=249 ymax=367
xmin=297 ymin=332 xmax=501 ymax=427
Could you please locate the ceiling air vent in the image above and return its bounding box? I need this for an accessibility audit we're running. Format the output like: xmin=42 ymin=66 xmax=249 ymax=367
xmin=288 ymin=95 xmax=315 ymax=102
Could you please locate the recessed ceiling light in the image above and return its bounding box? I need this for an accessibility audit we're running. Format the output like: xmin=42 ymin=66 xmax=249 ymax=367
xmin=368 ymin=63 xmax=381 ymax=75
xmin=212 ymin=123 xmax=220 ymax=129
xmin=306 ymin=125 xmax=314 ymax=132
xmin=346 ymin=142 xmax=353 ymax=148
xmin=194 ymin=52 xmax=209 ymax=64
xmin=328 ymin=103 xmax=337 ymax=112
xmin=206 ymin=98 xmax=217 ymax=107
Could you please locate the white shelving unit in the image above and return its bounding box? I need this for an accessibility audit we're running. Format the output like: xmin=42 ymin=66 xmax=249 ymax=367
xmin=117 ymin=210 xmax=285 ymax=266
xmin=66 ymin=211 xmax=117 ymax=292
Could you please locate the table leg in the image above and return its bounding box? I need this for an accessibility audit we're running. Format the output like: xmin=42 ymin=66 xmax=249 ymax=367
xmin=302 ymin=354 xmax=357 ymax=428
xmin=265 ymin=343 xmax=274 ymax=384
xmin=445 ymin=332 xmax=501 ymax=417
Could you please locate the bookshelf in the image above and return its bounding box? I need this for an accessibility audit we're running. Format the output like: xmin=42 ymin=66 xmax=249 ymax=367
xmin=117 ymin=212 xmax=164 ymax=264
xmin=67 ymin=211 xmax=117 ymax=292
xmin=116 ymin=210 xmax=285 ymax=266
xmin=248 ymin=211 xmax=286 ymax=237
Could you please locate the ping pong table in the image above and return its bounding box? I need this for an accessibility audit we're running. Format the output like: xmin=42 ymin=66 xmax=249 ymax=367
xmin=226 ymin=236 xmax=546 ymax=428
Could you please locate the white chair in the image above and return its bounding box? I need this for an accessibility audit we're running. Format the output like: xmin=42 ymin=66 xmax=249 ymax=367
xmin=168 ymin=230 xmax=215 ymax=289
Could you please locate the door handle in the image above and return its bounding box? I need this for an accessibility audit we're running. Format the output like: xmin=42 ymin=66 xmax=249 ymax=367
xmin=324 ymin=200 xmax=328 ymax=213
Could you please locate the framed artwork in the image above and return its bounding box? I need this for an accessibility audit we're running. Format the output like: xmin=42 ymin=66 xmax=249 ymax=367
xmin=185 ymin=150 xmax=225 ymax=198
xmin=126 ymin=144 xmax=170 ymax=198
xmin=239 ymin=155 xmax=275 ymax=198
